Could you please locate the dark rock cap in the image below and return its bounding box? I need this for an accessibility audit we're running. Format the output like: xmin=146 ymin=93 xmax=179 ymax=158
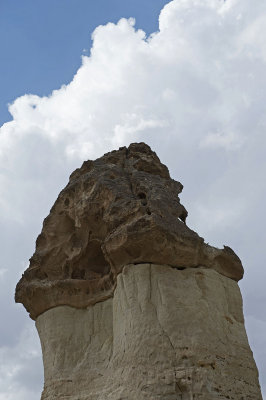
xmin=15 ymin=142 xmax=244 ymax=319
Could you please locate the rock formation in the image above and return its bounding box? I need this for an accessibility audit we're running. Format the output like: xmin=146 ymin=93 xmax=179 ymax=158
xmin=15 ymin=143 xmax=262 ymax=399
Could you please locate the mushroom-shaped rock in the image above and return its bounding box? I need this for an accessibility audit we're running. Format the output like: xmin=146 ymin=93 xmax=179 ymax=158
xmin=15 ymin=143 xmax=262 ymax=400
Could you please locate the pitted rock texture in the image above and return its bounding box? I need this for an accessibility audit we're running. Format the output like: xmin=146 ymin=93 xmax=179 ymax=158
xmin=15 ymin=142 xmax=244 ymax=319
xmin=36 ymin=264 xmax=262 ymax=400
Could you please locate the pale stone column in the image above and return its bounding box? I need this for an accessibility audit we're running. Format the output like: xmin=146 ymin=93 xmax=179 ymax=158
xmin=36 ymin=264 xmax=262 ymax=400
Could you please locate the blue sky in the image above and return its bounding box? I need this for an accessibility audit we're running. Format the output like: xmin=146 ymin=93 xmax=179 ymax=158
xmin=0 ymin=0 xmax=266 ymax=398
xmin=0 ymin=0 xmax=168 ymax=125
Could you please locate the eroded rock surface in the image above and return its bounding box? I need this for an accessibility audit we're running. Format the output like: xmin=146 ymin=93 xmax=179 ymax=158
xmin=36 ymin=264 xmax=262 ymax=400
xmin=15 ymin=143 xmax=262 ymax=399
xmin=15 ymin=142 xmax=243 ymax=319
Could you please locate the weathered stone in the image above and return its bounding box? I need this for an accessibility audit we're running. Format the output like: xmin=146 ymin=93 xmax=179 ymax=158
xmin=15 ymin=143 xmax=243 ymax=319
xmin=15 ymin=143 xmax=262 ymax=399
xmin=36 ymin=264 xmax=262 ymax=400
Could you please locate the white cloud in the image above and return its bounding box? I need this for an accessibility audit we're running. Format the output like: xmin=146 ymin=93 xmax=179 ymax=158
xmin=0 ymin=323 xmax=42 ymax=400
xmin=1 ymin=0 xmax=266 ymax=397
xmin=0 ymin=269 xmax=7 ymax=280
xmin=200 ymin=131 xmax=245 ymax=150
xmin=245 ymin=315 xmax=266 ymax=397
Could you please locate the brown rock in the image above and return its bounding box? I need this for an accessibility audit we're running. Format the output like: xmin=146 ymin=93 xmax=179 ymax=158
xmin=15 ymin=142 xmax=244 ymax=319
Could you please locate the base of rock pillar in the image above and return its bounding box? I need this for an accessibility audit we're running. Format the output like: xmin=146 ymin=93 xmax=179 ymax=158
xmin=36 ymin=264 xmax=262 ymax=400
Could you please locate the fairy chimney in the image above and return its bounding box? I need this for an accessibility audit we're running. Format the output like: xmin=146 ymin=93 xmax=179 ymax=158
xmin=15 ymin=143 xmax=262 ymax=400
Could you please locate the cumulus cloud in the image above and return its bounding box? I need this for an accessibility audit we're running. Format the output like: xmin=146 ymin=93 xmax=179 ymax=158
xmin=1 ymin=0 xmax=266 ymax=397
